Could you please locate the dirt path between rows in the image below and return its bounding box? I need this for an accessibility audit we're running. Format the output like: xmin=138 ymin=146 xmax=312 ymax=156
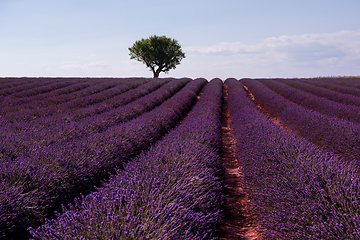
xmin=218 ymin=83 xmax=262 ymax=239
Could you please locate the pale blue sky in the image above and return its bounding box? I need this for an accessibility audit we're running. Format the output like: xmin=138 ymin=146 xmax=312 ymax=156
xmin=0 ymin=0 xmax=359 ymax=79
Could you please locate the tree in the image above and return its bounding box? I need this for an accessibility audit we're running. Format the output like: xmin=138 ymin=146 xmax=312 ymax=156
xmin=128 ymin=35 xmax=185 ymax=78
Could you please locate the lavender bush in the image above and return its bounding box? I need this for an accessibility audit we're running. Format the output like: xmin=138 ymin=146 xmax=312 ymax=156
xmin=0 ymin=78 xmax=149 ymax=123
xmin=30 ymin=78 xmax=223 ymax=240
xmin=0 ymin=78 xmax=206 ymax=239
xmin=278 ymin=79 xmax=360 ymax=107
xmin=0 ymin=79 xmax=99 ymax=110
xmin=0 ymin=78 xmax=58 ymax=97
xmin=306 ymin=77 xmax=360 ymax=91
xmin=258 ymin=79 xmax=360 ymax=123
xmin=8 ymin=81 xmax=73 ymax=99
xmin=0 ymin=78 xmax=179 ymax=153
xmin=226 ymin=78 xmax=360 ymax=239
xmin=241 ymin=79 xmax=360 ymax=163
xmin=302 ymin=78 xmax=360 ymax=97
xmin=0 ymin=77 xmax=35 ymax=92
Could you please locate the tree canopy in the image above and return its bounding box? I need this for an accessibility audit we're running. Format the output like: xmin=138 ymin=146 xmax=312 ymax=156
xmin=128 ymin=35 xmax=185 ymax=78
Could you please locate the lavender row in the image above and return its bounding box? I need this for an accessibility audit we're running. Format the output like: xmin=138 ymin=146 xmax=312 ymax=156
xmin=30 ymin=78 xmax=223 ymax=240
xmin=0 ymin=78 xmax=118 ymax=119
xmin=310 ymin=77 xmax=360 ymax=89
xmin=301 ymin=78 xmax=360 ymax=98
xmin=0 ymin=78 xmax=188 ymax=156
xmin=0 ymin=78 xmax=149 ymax=111
xmin=278 ymin=79 xmax=360 ymax=107
xmin=0 ymin=78 xmax=170 ymax=135
xmin=70 ymin=78 xmax=190 ymax=129
xmin=0 ymin=78 xmax=38 ymax=94
xmin=32 ymin=78 xmax=146 ymax=110
xmin=226 ymin=78 xmax=360 ymax=239
xmin=242 ymin=79 xmax=360 ymax=162
xmin=65 ymin=78 xmax=178 ymax=122
xmin=0 ymin=78 xmax=207 ymax=239
xmin=0 ymin=78 xmax=149 ymax=124
xmin=258 ymin=79 xmax=360 ymax=124
xmin=0 ymin=78 xmax=133 ymax=118
xmin=8 ymin=80 xmax=75 ymax=99
xmin=0 ymin=78 xmax=59 ymax=97
xmin=37 ymin=78 xmax=140 ymax=105
xmin=0 ymin=78 xmax=100 ymax=109
xmin=0 ymin=78 xmax=127 ymax=101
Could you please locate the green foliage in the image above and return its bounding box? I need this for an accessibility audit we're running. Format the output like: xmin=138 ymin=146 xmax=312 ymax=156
xmin=129 ymin=35 xmax=185 ymax=77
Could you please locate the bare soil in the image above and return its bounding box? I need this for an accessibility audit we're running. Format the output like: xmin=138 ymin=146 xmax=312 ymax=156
xmin=218 ymin=83 xmax=262 ymax=239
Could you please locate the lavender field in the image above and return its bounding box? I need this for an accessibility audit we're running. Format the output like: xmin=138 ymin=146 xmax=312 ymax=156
xmin=1 ymin=77 xmax=360 ymax=239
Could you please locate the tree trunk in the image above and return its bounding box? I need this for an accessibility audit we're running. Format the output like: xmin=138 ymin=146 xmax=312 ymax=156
xmin=153 ymin=67 xmax=162 ymax=78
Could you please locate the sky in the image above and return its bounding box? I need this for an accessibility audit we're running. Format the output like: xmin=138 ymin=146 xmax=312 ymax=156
xmin=0 ymin=0 xmax=359 ymax=79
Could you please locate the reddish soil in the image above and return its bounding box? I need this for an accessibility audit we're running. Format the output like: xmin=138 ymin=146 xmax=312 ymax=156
xmin=219 ymin=83 xmax=262 ymax=239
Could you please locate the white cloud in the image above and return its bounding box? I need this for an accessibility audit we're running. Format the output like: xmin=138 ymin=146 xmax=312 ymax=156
xmin=184 ymin=30 xmax=360 ymax=63
xmin=179 ymin=30 xmax=360 ymax=78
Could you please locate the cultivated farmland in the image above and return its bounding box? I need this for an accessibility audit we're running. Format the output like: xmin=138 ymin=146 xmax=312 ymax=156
xmin=1 ymin=77 xmax=360 ymax=239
